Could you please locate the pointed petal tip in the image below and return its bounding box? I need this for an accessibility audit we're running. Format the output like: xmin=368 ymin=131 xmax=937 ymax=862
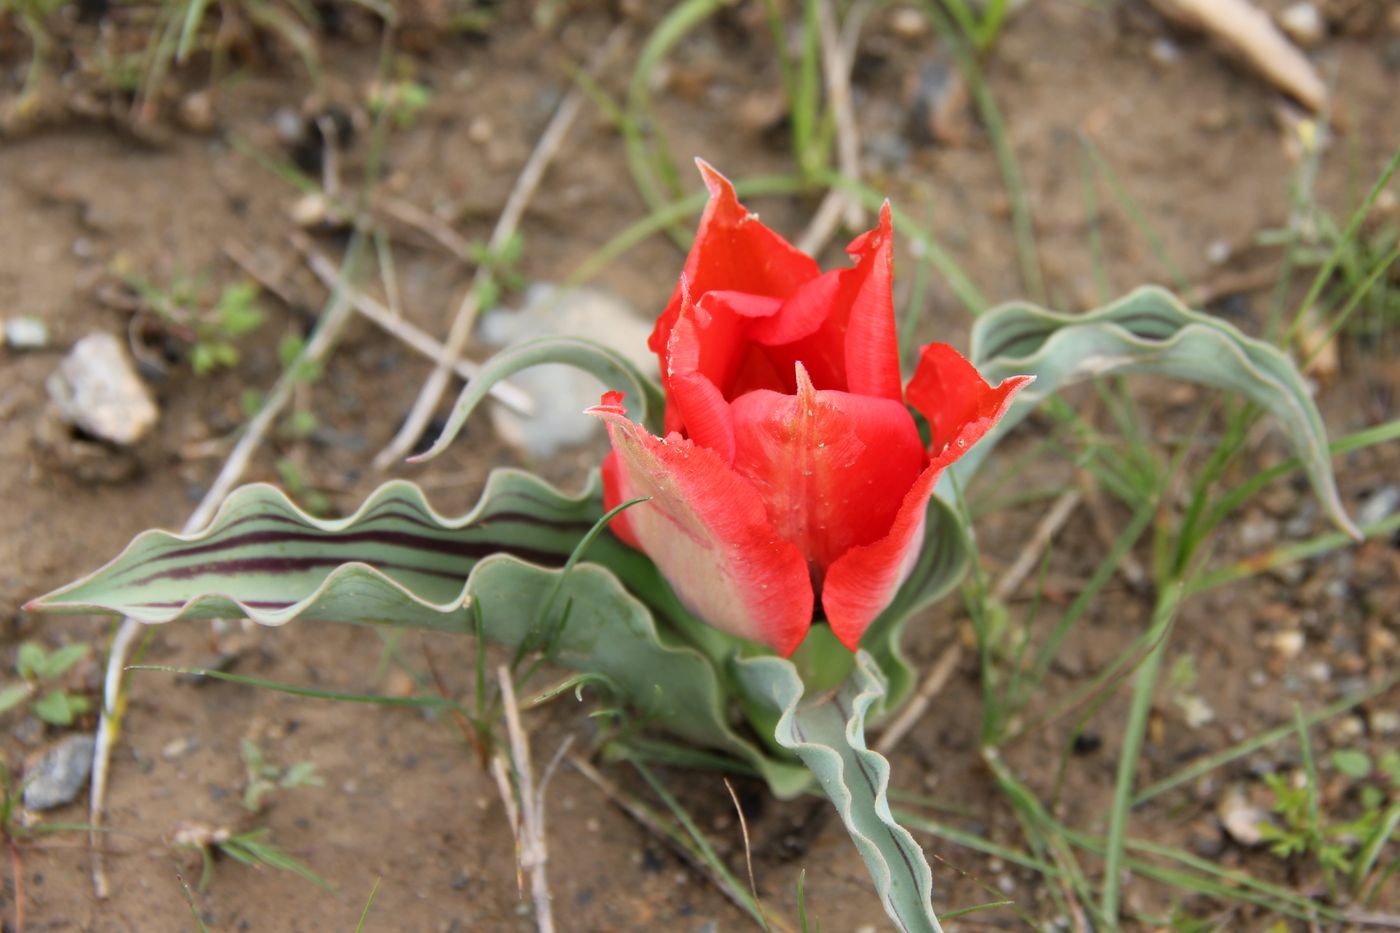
xmin=694 ymin=158 xmax=735 ymax=199
xmin=586 ymin=390 xmax=628 ymax=417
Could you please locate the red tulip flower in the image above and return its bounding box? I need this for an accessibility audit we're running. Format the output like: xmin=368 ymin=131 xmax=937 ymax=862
xmin=590 ymin=163 xmax=1031 ymax=657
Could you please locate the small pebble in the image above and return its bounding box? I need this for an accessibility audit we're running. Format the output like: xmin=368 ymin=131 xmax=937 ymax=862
xmin=1150 ymin=37 xmax=1181 ymax=64
xmin=1279 ymin=3 xmax=1325 ymax=47
xmin=23 ymin=734 xmax=97 ymax=811
xmin=46 ymin=333 xmax=159 ymax=445
xmin=889 ymin=7 xmax=928 ymax=38
xmin=1304 ymin=661 xmax=1331 ymax=683
xmin=1217 ymin=786 xmax=1271 ymax=846
xmin=1179 ymin=695 xmax=1216 ymax=729
xmin=1206 ymin=239 xmax=1232 ymax=265
xmin=161 ymin=736 xmax=198 ymax=760
xmin=1266 ymin=630 xmax=1305 ymax=660
xmin=1356 ymin=485 xmax=1400 ymax=528
xmin=479 ymin=285 xmax=655 ymax=458
xmin=1369 ymin=710 xmax=1399 ymax=735
xmin=4 ymin=315 xmax=49 ymax=350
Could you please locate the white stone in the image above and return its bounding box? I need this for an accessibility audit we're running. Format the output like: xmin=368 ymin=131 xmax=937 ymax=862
xmin=46 ymin=333 xmax=159 ymax=445
xmin=4 ymin=315 xmax=49 ymax=349
xmin=1279 ymin=3 xmax=1325 ymax=47
xmin=479 ymin=285 xmax=657 ymax=459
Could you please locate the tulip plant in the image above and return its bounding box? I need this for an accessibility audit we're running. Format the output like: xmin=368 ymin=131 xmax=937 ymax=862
xmin=31 ymin=163 xmax=1354 ymax=931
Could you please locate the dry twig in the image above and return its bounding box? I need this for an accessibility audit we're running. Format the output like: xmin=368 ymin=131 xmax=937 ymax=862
xmin=874 ymin=642 xmax=963 ymax=756
xmin=991 ymin=489 xmax=1083 ymax=602
xmin=86 ymin=254 xmax=360 ymax=898
xmin=1147 ymin=0 xmax=1327 ymax=114
xmin=567 ymin=754 xmax=796 ymax=932
xmin=493 ymin=665 xmax=566 ymax=933
xmin=371 ymin=26 xmax=628 ymax=471
xmin=292 ymin=233 xmax=534 ymax=416
xmin=796 ymin=0 xmax=873 ymax=255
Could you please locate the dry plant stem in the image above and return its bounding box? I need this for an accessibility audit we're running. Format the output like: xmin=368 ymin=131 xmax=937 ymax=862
xmin=495 ymin=664 xmax=558 ymax=933
xmin=817 ymin=0 xmax=865 ymax=231
xmin=1078 ymin=476 xmax=1149 ymax=592
xmin=293 ymin=233 xmax=535 ymax=416
xmin=567 ymin=754 xmax=796 ymax=933
xmin=992 ymin=488 xmax=1082 ymax=602
xmin=375 ymin=196 xmax=474 ymax=262
xmin=223 ymin=240 xmax=301 ymax=309
xmin=86 ymin=275 xmax=359 ymax=899
xmin=8 ymin=841 xmax=24 ymax=933
xmin=1147 ymin=0 xmax=1326 ymax=113
xmin=795 ymin=0 xmax=872 ymax=256
xmin=372 ymin=26 xmax=628 ymax=471
xmin=874 ymin=642 xmax=963 ymax=756
xmin=722 ymin=777 xmax=767 ymax=931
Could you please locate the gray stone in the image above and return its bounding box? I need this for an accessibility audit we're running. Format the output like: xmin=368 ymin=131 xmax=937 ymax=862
xmin=1217 ymin=786 xmax=1272 ymax=846
xmin=23 ymin=733 xmax=96 ymax=810
xmin=46 ymin=333 xmax=159 ymax=445
xmin=4 ymin=316 xmax=49 ymax=350
xmin=1356 ymin=485 xmax=1400 ymax=528
xmin=479 ymin=285 xmax=656 ymax=459
xmin=1279 ymin=3 xmax=1325 ymax=47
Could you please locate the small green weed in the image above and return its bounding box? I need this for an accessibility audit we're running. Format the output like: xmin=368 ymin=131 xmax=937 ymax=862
xmin=1258 ymin=742 xmax=1400 ymax=899
xmin=128 ymin=272 xmax=265 ymax=375
xmin=0 ymin=641 xmax=91 ymax=726
xmin=368 ymin=76 xmax=432 ymax=130
xmin=240 ymin=738 xmax=323 ymax=813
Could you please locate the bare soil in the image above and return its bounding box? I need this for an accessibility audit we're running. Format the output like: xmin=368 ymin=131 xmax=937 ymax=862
xmin=2 ymin=3 xmax=1397 ymax=930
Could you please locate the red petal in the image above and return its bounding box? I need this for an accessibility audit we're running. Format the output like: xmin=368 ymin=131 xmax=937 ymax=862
xmin=588 ymin=395 xmax=814 ymax=656
xmin=823 ymin=352 xmax=1032 ymax=649
xmin=665 ymin=292 xmax=742 ymax=462
xmin=600 ymin=450 xmax=642 ymax=550
xmin=729 ymin=364 xmax=925 ymax=580
xmin=649 ymin=162 xmax=819 ymax=365
xmin=763 ymin=203 xmax=902 ymax=400
xmin=839 ymin=203 xmax=901 ymax=400
xmin=821 ymin=461 xmax=943 ymax=650
xmin=905 ymin=343 xmax=1034 ymax=457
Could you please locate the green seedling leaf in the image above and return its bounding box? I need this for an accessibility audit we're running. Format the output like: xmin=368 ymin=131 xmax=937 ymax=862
xmin=412 ymin=336 xmax=666 ymax=462
xmin=27 ymin=471 xmax=811 ymax=797
xmin=16 ymin=642 xmax=45 ymax=680
xmin=735 ymin=650 xmax=942 ymax=932
xmin=38 ymin=643 xmax=88 ymax=680
xmin=959 ymin=286 xmax=1358 ymax=538
xmin=32 ymin=690 xmax=88 ymax=726
xmin=0 ymin=683 xmax=32 ymax=715
xmin=1330 ymin=749 xmax=1371 ymax=780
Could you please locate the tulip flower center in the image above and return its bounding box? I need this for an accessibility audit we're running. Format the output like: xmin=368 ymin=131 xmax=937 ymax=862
xmin=729 ymin=364 xmax=926 ymax=589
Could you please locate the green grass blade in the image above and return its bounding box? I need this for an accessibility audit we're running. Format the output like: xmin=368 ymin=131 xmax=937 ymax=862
xmin=1100 ymin=585 xmax=1181 ymax=924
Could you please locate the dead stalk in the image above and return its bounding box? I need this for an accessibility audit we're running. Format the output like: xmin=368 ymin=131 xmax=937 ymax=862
xmin=292 ymin=233 xmax=534 ymax=416
xmin=874 ymin=642 xmax=963 ymax=757
xmin=371 ymin=26 xmax=628 ymax=471
xmin=796 ymin=0 xmax=872 ymax=256
xmin=87 ymin=266 xmax=359 ymax=898
xmin=567 ymin=753 xmax=797 ymax=933
xmin=991 ymin=488 xmax=1083 ymax=602
xmin=722 ymin=778 xmax=767 ymax=931
xmin=817 ymin=0 xmax=864 ymax=230
xmin=493 ymin=664 xmax=565 ymax=933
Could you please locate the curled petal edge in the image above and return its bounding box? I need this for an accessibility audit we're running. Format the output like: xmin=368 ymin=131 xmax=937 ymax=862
xmin=824 ymin=363 xmax=1033 ymax=649
xmin=588 ymin=392 xmax=814 ymax=656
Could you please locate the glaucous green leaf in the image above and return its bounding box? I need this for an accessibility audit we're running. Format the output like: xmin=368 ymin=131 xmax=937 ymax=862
xmin=735 ymin=650 xmax=942 ymax=932
xmin=27 ymin=473 xmax=811 ymax=797
xmin=957 ymin=285 xmax=1358 ymax=537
